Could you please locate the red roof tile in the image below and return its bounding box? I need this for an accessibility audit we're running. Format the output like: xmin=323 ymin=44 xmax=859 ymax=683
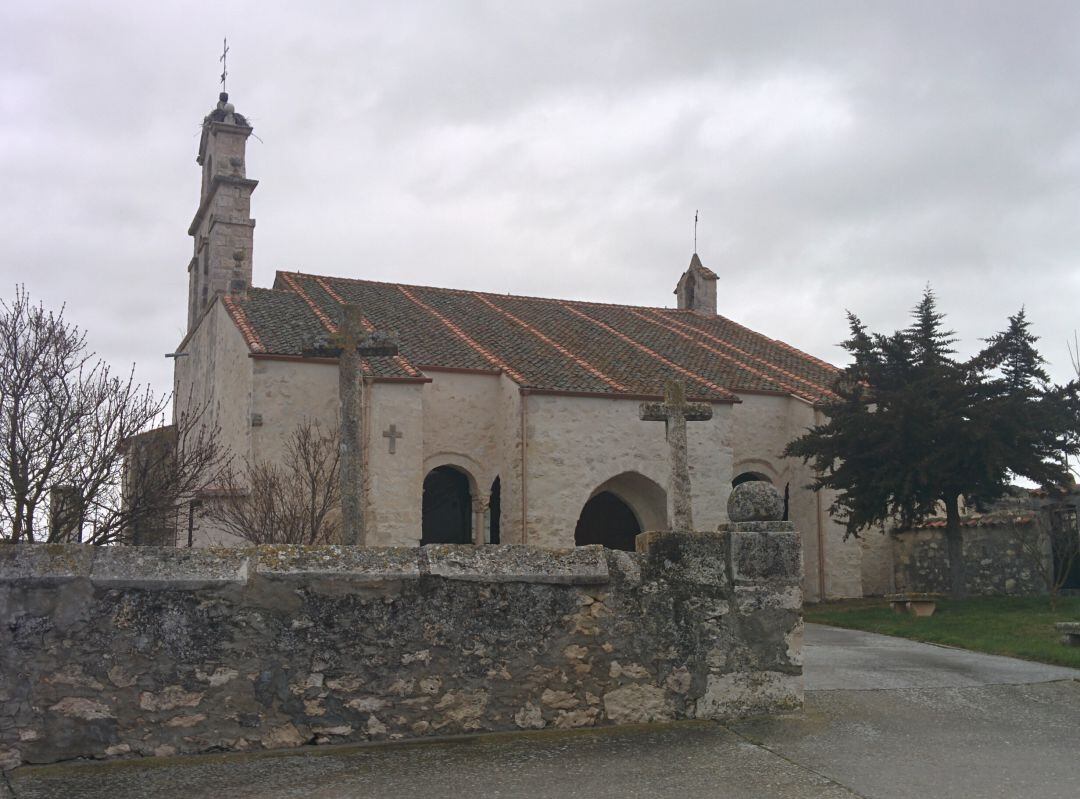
xmin=223 ymin=272 xmax=841 ymax=402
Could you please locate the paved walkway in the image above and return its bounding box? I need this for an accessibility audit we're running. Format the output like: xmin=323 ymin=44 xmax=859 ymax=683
xmin=6 ymin=624 xmax=1080 ymax=798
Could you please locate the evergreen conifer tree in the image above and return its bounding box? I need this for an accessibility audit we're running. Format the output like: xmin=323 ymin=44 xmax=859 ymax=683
xmin=785 ymin=289 xmax=1080 ymax=597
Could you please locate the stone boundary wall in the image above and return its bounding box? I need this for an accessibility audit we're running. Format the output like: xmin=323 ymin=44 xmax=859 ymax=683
xmin=0 ymin=525 xmax=802 ymax=769
xmin=892 ymin=524 xmax=1048 ymax=596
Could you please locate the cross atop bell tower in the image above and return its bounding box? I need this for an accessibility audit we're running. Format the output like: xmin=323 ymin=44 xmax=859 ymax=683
xmin=186 ymin=85 xmax=258 ymax=332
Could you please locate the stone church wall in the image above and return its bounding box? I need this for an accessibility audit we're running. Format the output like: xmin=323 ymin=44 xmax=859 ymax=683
xmin=728 ymin=392 xmax=865 ymax=602
xmin=523 ymin=393 xmax=733 ymax=548
xmin=174 ymin=301 xmax=256 ymax=547
xmin=367 ymin=381 xmax=425 ymax=545
xmin=0 ymin=528 xmax=802 ymax=769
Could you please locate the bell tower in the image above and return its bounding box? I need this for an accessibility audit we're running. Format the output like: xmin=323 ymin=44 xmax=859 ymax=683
xmin=674 ymin=253 xmax=717 ymax=315
xmin=186 ymin=92 xmax=257 ymax=332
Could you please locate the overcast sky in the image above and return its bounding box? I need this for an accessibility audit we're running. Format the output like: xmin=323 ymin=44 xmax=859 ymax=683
xmin=2 ymin=1 xmax=1079 ymax=403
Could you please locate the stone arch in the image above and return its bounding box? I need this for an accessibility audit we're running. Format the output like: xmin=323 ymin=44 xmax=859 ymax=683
xmin=574 ymin=471 xmax=668 ymax=551
xmin=732 ymin=458 xmax=781 ymax=487
xmin=421 ymin=465 xmax=474 ymax=545
xmin=732 ymin=471 xmax=772 ymax=487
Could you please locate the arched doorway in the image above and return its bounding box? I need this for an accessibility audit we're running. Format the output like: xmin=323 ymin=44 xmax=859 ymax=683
xmin=489 ymin=477 xmax=501 ymax=544
xmin=573 ymin=472 xmax=666 ymax=551
xmin=422 ymin=466 xmax=472 ymax=544
xmin=574 ymin=491 xmax=641 ymax=552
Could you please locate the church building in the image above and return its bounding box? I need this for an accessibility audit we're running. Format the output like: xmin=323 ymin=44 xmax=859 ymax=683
xmin=173 ymin=92 xmax=890 ymax=601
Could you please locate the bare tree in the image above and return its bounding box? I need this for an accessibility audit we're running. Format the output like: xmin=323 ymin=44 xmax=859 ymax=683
xmin=0 ymin=287 xmax=226 ymax=544
xmin=1010 ymin=512 xmax=1080 ymax=610
xmin=202 ymin=418 xmax=341 ymax=545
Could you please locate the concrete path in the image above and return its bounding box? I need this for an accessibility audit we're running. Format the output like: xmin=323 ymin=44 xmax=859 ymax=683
xmin=6 ymin=624 xmax=1080 ymax=799
xmin=804 ymin=623 xmax=1080 ymax=690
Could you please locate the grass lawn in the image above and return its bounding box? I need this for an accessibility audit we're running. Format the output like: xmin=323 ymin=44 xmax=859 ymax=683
xmin=805 ymin=595 xmax=1080 ymax=669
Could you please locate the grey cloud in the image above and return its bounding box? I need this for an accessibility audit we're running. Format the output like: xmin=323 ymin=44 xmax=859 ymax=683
xmin=2 ymin=0 xmax=1079 ymax=405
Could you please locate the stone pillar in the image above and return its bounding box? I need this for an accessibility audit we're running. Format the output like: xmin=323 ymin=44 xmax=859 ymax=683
xmin=472 ymin=493 xmax=490 ymax=545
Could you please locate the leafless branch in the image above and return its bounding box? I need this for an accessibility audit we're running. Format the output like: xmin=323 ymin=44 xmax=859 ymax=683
xmin=0 ymin=286 xmax=227 ymax=544
xmin=202 ymin=418 xmax=340 ymax=545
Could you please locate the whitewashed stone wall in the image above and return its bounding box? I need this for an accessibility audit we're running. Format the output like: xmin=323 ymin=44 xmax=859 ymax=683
xmin=728 ymin=392 xmax=865 ymax=601
xmin=523 ymin=393 xmax=733 ymax=548
xmin=173 ymin=315 xmax=876 ymax=598
xmin=173 ymin=301 xmax=255 ymax=547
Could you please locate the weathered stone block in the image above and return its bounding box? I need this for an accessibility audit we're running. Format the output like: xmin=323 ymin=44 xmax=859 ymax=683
xmin=637 ymin=531 xmax=730 ymax=588
xmin=255 ymin=545 xmax=418 ymax=583
xmin=424 ymin=544 xmax=609 ymax=585
xmin=730 ymin=529 xmax=801 ymax=583
xmin=0 ymin=544 xmax=93 ymax=584
xmin=89 ymin=546 xmax=250 ymax=589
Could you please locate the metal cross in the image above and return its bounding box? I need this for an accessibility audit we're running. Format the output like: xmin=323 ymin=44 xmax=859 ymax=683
xmin=219 ymin=38 xmax=230 ymax=91
xmin=303 ymin=304 xmax=400 ymax=546
xmin=382 ymin=424 xmax=403 ymax=454
xmin=694 ymin=209 xmax=699 ymax=252
xmin=640 ymin=380 xmax=713 ymax=532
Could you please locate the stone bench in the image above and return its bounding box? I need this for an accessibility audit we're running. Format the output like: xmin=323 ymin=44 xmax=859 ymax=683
xmin=1055 ymin=622 xmax=1080 ymax=647
xmin=886 ymin=593 xmax=944 ymax=617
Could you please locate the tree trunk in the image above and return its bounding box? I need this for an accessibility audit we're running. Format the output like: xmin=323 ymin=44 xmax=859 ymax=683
xmin=944 ymin=493 xmax=966 ymax=599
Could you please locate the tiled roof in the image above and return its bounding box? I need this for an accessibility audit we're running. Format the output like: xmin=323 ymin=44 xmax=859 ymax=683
xmin=219 ymin=272 xmax=841 ymax=403
xmin=910 ymin=510 xmax=1038 ymax=530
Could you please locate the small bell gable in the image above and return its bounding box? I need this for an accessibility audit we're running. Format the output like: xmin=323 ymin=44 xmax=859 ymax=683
xmin=674 ymin=253 xmax=717 ymax=314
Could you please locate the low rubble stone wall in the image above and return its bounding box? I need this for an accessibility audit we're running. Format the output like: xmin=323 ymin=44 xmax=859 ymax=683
xmin=892 ymin=524 xmax=1048 ymax=596
xmin=0 ymin=525 xmax=802 ymax=768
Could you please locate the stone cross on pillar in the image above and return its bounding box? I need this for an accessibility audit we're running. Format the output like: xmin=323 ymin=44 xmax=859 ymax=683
xmin=303 ymin=304 xmax=399 ymax=546
xmin=640 ymin=380 xmax=713 ymax=532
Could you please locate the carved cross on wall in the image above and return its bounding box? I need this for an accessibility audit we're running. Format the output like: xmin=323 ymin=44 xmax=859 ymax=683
xmin=383 ymin=424 xmax=403 ymax=454
xmin=640 ymin=379 xmax=713 ymax=532
xmin=303 ymin=304 xmax=399 ymax=546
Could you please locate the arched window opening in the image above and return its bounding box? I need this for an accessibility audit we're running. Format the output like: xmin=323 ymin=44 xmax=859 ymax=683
xmin=574 ymin=491 xmax=641 ymax=552
xmin=489 ymin=477 xmax=501 ymax=544
xmin=421 ymin=466 xmax=472 ymax=545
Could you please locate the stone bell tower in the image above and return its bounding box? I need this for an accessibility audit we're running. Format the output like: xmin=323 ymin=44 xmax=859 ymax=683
xmin=186 ymin=92 xmax=257 ymax=332
xmin=674 ymin=253 xmax=717 ymax=315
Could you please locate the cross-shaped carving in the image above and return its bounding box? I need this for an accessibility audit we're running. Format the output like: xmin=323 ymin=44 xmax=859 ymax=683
xmin=640 ymin=380 xmax=713 ymax=532
xmin=303 ymin=304 xmax=400 ymax=546
xmin=382 ymin=424 xmax=403 ymax=454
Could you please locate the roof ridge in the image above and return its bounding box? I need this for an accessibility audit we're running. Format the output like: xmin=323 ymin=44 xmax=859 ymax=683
xmin=558 ymin=302 xmax=738 ymax=402
xmin=473 ymin=293 xmax=628 ymax=393
xmin=692 ymin=309 xmax=840 ymax=375
xmin=631 ymin=309 xmax=822 ymax=402
xmin=643 ymin=309 xmax=838 ymax=401
xmin=281 ymin=270 xmax=684 ymax=314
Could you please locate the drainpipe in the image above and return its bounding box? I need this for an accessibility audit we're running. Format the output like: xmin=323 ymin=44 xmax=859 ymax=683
xmin=520 ymin=389 xmax=529 ymax=545
xmin=814 ymin=408 xmax=827 ymax=601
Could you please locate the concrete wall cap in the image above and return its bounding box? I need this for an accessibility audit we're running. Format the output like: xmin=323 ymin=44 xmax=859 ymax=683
xmin=422 ymin=544 xmax=610 ymax=584
xmin=254 ymin=545 xmax=420 ymax=582
xmin=88 ymin=546 xmax=250 ymax=588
